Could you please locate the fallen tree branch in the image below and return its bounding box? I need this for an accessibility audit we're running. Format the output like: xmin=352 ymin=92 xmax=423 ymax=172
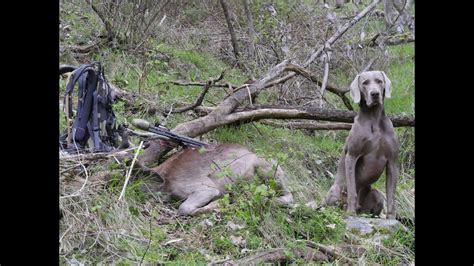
xmin=186 ymin=107 xmax=413 ymax=137
xmin=225 ymin=108 xmax=413 ymax=127
xmin=66 ymin=40 xmax=103 ymax=54
xmin=303 ymin=241 xmax=357 ymax=265
xmin=192 ymin=105 xmax=414 ymax=128
xmin=260 ymin=120 xmax=353 ymax=130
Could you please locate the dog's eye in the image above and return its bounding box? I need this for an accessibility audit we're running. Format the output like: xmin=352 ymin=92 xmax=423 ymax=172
xmin=375 ymin=79 xmax=383 ymax=84
xmin=362 ymin=80 xmax=369 ymax=85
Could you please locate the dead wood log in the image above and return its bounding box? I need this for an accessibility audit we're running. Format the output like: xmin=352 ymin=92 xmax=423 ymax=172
xmin=66 ymin=41 xmax=102 ymax=54
xmin=224 ymin=107 xmax=414 ymax=128
xmin=193 ymin=105 xmax=414 ymax=128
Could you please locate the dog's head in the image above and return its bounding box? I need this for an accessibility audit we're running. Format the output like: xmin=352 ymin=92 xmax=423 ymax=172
xmin=349 ymin=71 xmax=391 ymax=107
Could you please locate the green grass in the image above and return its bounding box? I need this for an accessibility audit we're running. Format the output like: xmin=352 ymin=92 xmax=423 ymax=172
xmin=385 ymin=44 xmax=415 ymax=114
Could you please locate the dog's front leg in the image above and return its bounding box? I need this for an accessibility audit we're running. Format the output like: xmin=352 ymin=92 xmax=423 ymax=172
xmin=386 ymin=160 xmax=399 ymax=219
xmin=345 ymin=154 xmax=358 ymax=214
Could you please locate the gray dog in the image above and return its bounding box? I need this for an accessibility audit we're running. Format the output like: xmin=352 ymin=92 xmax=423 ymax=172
xmin=324 ymin=71 xmax=399 ymax=219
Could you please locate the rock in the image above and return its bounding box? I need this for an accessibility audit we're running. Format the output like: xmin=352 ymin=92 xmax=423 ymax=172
xmin=230 ymin=235 xmax=246 ymax=246
xmin=200 ymin=219 xmax=214 ymax=228
xmin=305 ymin=200 xmax=318 ymax=209
xmin=226 ymin=221 xmax=245 ymax=230
xmin=372 ymin=233 xmax=390 ymax=244
xmin=345 ymin=216 xmax=405 ymax=236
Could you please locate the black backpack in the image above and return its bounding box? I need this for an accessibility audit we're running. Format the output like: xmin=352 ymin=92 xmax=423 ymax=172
xmin=59 ymin=63 xmax=121 ymax=153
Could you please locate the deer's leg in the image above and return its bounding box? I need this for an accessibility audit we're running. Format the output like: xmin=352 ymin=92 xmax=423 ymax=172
xmin=178 ymin=188 xmax=221 ymax=216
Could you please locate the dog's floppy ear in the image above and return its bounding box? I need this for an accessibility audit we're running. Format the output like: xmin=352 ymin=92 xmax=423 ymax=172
xmin=380 ymin=71 xmax=392 ymax=98
xmin=349 ymin=74 xmax=361 ymax=103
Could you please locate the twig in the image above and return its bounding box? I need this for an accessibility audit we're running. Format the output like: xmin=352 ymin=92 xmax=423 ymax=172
xmin=60 ymin=146 xmax=138 ymax=161
xmin=165 ymin=80 xmax=213 ymax=113
xmin=246 ymin=84 xmax=253 ymax=106
xmin=164 ymin=71 xmax=227 ymax=113
xmin=392 ymin=0 xmax=408 ymax=28
xmin=319 ymin=43 xmax=332 ymax=107
xmin=283 ymin=63 xmax=353 ymax=110
xmin=362 ymin=58 xmax=376 ymax=72
xmin=60 ymin=161 xmax=90 ymax=199
xmin=163 ymin=238 xmax=183 ymax=246
xmin=119 ymin=141 xmax=144 ymax=201
xmin=140 ymin=214 xmax=153 ymax=265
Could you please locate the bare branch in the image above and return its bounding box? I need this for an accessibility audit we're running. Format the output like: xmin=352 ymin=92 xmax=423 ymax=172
xmin=164 ymin=71 xmax=227 ymax=114
xmin=166 ymin=81 xmax=213 ymax=114
xmin=319 ymin=44 xmax=332 ymax=105
xmin=283 ymin=63 xmax=353 ymax=110
xmin=264 ymin=0 xmax=381 ymax=90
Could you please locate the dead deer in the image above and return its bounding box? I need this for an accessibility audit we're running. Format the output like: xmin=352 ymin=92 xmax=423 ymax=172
xmin=148 ymin=142 xmax=294 ymax=216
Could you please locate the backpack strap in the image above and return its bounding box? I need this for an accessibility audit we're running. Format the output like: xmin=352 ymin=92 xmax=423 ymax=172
xmin=90 ymin=80 xmax=103 ymax=152
xmin=64 ymin=63 xmax=97 ymax=146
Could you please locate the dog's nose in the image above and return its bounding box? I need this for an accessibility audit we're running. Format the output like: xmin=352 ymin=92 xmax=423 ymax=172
xmin=371 ymin=91 xmax=380 ymax=98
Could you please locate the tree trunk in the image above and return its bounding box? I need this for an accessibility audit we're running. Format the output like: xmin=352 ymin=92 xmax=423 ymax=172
xmin=242 ymin=0 xmax=256 ymax=57
xmin=219 ymin=0 xmax=240 ymax=61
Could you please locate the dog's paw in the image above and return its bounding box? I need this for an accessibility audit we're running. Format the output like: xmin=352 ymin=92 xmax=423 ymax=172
xmin=346 ymin=205 xmax=357 ymax=215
